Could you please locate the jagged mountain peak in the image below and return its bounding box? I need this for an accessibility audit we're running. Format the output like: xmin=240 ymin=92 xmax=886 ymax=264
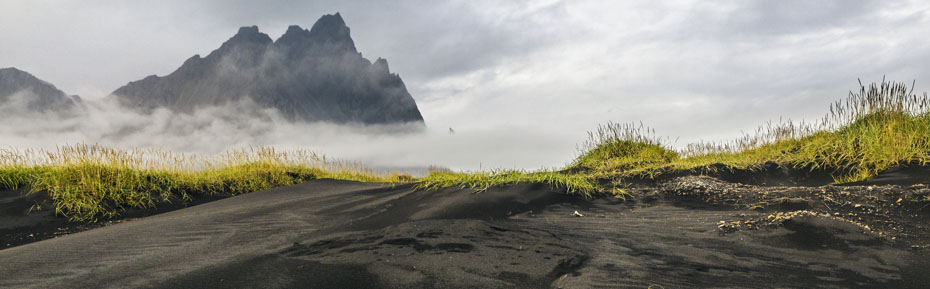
xmin=307 ymin=13 xmax=356 ymax=52
xmin=217 ymin=26 xmax=272 ymax=52
xmin=311 ymin=13 xmax=347 ymax=33
xmin=233 ymin=25 xmax=266 ymax=39
xmin=284 ymin=25 xmax=308 ymax=35
xmin=372 ymin=58 xmax=391 ymax=74
xmin=111 ymin=13 xmax=423 ymax=125
xmin=275 ymin=25 xmax=312 ymax=50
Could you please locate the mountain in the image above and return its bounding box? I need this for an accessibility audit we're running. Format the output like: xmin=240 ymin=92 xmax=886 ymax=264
xmin=112 ymin=13 xmax=424 ymax=125
xmin=0 ymin=67 xmax=80 ymax=111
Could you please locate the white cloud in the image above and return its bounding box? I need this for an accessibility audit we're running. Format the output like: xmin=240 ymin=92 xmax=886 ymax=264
xmin=2 ymin=0 xmax=930 ymax=169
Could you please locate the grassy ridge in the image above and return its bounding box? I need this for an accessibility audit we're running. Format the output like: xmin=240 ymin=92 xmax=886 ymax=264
xmin=572 ymin=80 xmax=930 ymax=183
xmin=0 ymin=145 xmax=411 ymax=221
xmin=427 ymin=80 xmax=930 ymax=194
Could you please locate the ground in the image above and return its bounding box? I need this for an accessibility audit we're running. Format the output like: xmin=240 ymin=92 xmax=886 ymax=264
xmin=1 ymin=174 xmax=928 ymax=288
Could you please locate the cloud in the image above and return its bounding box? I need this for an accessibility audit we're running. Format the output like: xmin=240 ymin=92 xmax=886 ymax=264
xmin=2 ymin=0 xmax=930 ymax=170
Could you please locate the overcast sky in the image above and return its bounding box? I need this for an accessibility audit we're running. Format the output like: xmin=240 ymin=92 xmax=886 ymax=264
xmin=2 ymin=0 xmax=930 ymax=169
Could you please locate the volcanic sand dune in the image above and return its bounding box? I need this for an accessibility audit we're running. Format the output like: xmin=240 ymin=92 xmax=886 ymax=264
xmin=0 ymin=179 xmax=928 ymax=288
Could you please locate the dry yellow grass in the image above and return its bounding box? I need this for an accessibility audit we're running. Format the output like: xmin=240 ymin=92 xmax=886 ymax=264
xmin=0 ymin=144 xmax=411 ymax=221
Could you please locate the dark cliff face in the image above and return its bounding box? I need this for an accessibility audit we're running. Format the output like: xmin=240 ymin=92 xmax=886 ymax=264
xmin=112 ymin=13 xmax=424 ymax=125
xmin=0 ymin=67 xmax=80 ymax=111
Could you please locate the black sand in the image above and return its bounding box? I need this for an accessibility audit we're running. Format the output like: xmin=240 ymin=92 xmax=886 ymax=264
xmin=1 ymin=178 xmax=929 ymax=288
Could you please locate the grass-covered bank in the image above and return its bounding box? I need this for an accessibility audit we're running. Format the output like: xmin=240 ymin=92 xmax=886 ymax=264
xmin=0 ymin=145 xmax=412 ymax=221
xmin=568 ymin=80 xmax=930 ymax=183
xmin=426 ymin=79 xmax=930 ymax=193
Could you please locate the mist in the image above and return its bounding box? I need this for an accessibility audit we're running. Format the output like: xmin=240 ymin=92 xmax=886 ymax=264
xmin=0 ymin=93 xmax=579 ymax=172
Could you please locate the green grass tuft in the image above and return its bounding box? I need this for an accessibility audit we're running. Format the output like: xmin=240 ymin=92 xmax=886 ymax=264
xmin=572 ymin=122 xmax=679 ymax=173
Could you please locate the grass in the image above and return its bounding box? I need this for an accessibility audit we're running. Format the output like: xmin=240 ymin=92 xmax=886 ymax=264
xmin=0 ymin=145 xmax=411 ymax=221
xmin=571 ymin=79 xmax=930 ymax=183
xmin=573 ymin=122 xmax=679 ymax=174
xmin=403 ymin=79 xmax=930 ymax=199
xmin=416 ymin=169 xmax=600 ymax=198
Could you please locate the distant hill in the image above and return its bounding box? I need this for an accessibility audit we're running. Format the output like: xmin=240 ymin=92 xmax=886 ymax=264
xmin=0 ymin=67 xmax=80 ymax=111
xmin=112 ymin=13 xmax=424 ymax=125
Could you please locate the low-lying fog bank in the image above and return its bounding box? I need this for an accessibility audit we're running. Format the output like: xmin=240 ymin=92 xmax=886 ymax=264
xmin=0 ymin=94 xmax=578 ymax=172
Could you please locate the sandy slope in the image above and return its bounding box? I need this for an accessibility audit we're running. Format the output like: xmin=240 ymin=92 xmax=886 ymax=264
xmin=0 ymin=179 xmax=927 ymax=288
